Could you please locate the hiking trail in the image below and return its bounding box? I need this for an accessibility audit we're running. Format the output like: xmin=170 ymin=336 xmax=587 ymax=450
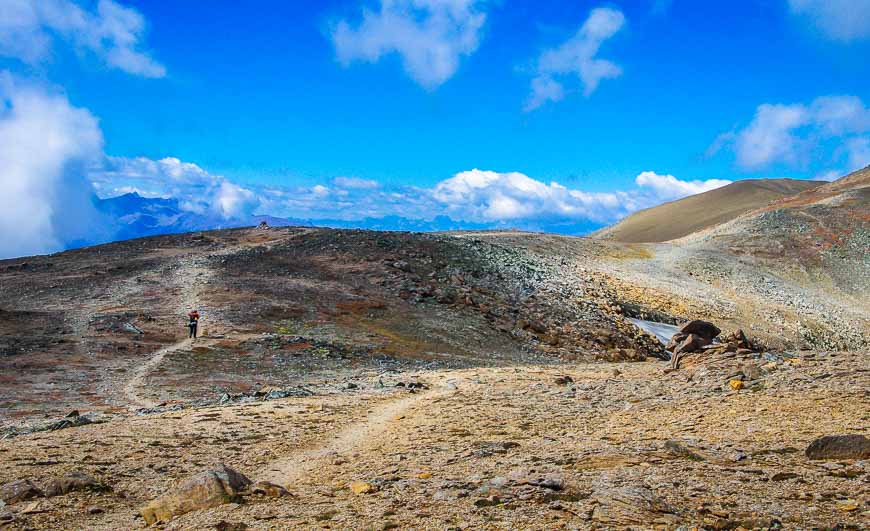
xmin=257 ymin=377 xmax=462 ymax=487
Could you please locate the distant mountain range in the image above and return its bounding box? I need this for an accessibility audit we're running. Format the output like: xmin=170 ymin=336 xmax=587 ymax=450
xmin=91 ymin=192 xmax=606 ymax=247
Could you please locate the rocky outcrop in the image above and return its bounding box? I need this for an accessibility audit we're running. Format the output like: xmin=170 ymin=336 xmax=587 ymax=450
xmin=139 ymin=465 xmax=252 ymax=525
xmin=667 ymin=322 xmax=760 ymax=369
xmin=667 ymin=321 xmax=720 ymax=354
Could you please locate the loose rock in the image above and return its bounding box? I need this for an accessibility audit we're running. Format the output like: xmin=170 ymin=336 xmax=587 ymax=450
xmin=0 ymin=480 xmax=43 ymax=505
xmin=44 ymin=471 xmax=108 ymax=497
xmin=139 ymin=464 xmax=252 ymax=525
xmin=251 ymin=481 xmax=291 ymax=498
xmin=805 ymin=435 xmax=870 ymax=460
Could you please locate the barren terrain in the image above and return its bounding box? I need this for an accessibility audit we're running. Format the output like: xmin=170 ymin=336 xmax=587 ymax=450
xmin=1 ymin=170 xmax=868 ymax=529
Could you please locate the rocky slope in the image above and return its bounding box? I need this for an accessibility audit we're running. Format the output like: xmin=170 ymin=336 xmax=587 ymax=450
xmin=583 ymin=168 xmax=870 ymax=351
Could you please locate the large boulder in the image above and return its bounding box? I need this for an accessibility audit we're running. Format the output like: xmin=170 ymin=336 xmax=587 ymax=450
xmin=678 ymin=320 xmax=721 ymax=341
xmin=0 ymin=480 xmax=43 ymax=505
xmin=139 ymin=465 xmax=252 ymax=525
xmin=805 ymin=435 xmax=870 ymax=460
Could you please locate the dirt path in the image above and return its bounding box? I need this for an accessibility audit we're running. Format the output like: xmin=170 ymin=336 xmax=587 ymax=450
xmin=257 ymin=377 xmax=462 ymax=487
xmin=117 ymin=254 xmax=213 ymax=409
xmin=116 ymin=229 xmax=307 ymax=410
xmin=120 ymin=338 xmax=195 ymax=408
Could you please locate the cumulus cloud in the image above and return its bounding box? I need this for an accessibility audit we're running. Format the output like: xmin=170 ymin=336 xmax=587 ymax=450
xmin=787 ymin=0 xmax=870 ymax=42
xmin=427 ymin=168 xmax=728 ymax=223
xmin=634 ymin=171 xmax=731 ymax=200
xmin=0 ymin=0 xmax=165 ymax=77
xmin=0 ymin=74 xmax=106 ymax=259
xmin=525 ymin=7 xmax=625 ymax=111
xmin=89 ymin=157 xmax=733 ymax=237
xmin=733 ymin=103 xmax=810 ymax=170
xmin=92 ymin=156 xmax=261 ymax=220
xmin=711 ymin=95 xmax=870 ymax=174
xmin=331 ymin=0 xmax=487 ymax=89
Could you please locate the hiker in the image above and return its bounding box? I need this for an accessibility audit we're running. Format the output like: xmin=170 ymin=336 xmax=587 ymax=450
xmin=187 ymin=310 xmax=199 ymax=339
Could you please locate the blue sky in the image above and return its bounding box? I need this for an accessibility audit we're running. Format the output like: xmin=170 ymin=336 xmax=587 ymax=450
xmin=1 ymin=0 xmax=870 ymax=257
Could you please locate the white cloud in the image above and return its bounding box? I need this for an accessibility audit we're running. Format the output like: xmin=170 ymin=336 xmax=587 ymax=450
xmin=634 ymin=171 xmax=731 ymax=200
xmin=733 ymin=103 xmax=809 ymax=170
xmin=525 ymin=7 xmax=625 ymax=111
xmin=331 ymin=0 xmax=487 ymax=89
xmin=89 ymin=157 xmax=733 ymax=235
xmin=92 ymin=156 xmax=261 ymax=220
xmin=0 ymin=74 xmax=106 ymax=259
xmin=0 ymin=0 xmax=165 ymax=77
xmin=811 ymin=96 xmax=870 ymax=135
xmin=788 ymin=0 xmax=870 ymax=42
xmin=844 ymin=137 xmax=870 ymax=171
xmin=333 ymin=176 xmax=380 ymax=189
xmin=215 ymin=181 xmax=259 ymax=220
xmin=428 ymin=168 xmax=727 ymax=223
xmin=712 ymin=95 xmax=870 ymax=172
xmin=311 ymin=184 xmax=330 ymax=197
xmin=525 ymin=75 xmax=565 ymax=111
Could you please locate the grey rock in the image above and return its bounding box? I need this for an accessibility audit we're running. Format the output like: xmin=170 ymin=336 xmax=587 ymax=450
xmin=806 ymin=435 xmax=870 ymax=460
xmin=0 ymin=479 xmax=43 ymax=504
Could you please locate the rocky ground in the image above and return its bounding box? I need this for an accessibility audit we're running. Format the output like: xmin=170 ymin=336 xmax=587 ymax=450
xmin=1 ymin=226 xmax=868 ymax=529
xmin=1 ymin=350 xmax=867 ymax=529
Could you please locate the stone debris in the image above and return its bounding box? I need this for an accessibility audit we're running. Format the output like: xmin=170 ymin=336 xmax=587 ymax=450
xmin=219 ymin=387 xmax=314 ymax=405
xmin=136 ymin=404 xmax=184 ymax=416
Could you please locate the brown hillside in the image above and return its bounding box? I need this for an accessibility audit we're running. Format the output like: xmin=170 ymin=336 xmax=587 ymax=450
xmin=595 ymin=178 xmax=822 ymax=242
